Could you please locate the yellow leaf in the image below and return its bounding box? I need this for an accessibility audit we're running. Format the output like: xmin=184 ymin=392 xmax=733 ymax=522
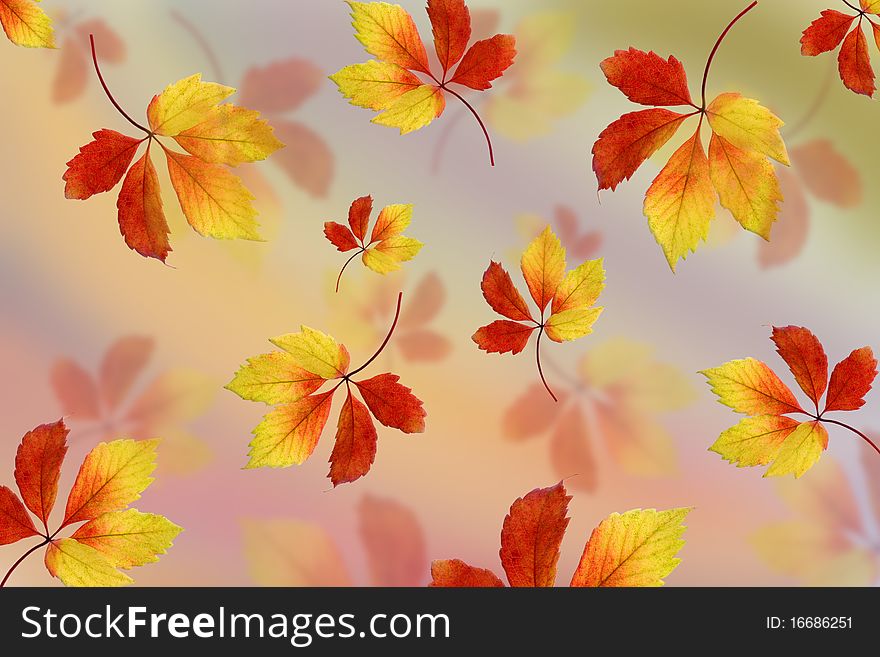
xmin=329 ymin=61 xmax=422 ymax=111
xmin=521 ymin=226 xmax=566 ymax=312
xmin=164 ymin=149 xmax=260 ymax=240
xmin=544 ymin=307 xmax=603 ymax=342
xmin=242 ymin=519 xmax=351 ymax=586
xmin=643 ymin=131 xmax=715 ymax=271
xmin=246 ymin=392 xmax=335 ymax=468
xmin=710 ymin=415 xmax=800 ymax=468
xmin=45 ymin=538 xmax=132 ymax=587
xmin=269 ymin=326 xmax=350 ymax=379
xmin=363 ymin=236 xmax=423 ymax=273
xmin=63 ymin=439 xmax=158 ymax=526
xmin=709 ymin=133 xmax=782 ymax=239
xmin=372 ymin=85 xmax=446 ymax=134
xmin=173 ymin=105 xmax=284 ymax=166
xmin=570 ymin=508 xmax=690 ymax=587
xmin=551 ymin=258 xmax=605 ymax=315
xmin=347 ymin=1 xmax=430 ymax=74
xmin=0 ymin=0 xmax=54 ymax=48
xmin=706 ymin=93 xmax=789 ymax=165
xmin=700 ymin=358 xmax=801 ymax=416
xmin=226 ymin=352 xmax=325 ymax=404
xmin=147 ymin=74 xmax=235 ymax=136
xmin=71 ymin=509 xmax=182 ymax=569
xmin=370 ymin=204 xmax=413 ymax=242
xmin=765 ymin=421 xmax=828 ymax=478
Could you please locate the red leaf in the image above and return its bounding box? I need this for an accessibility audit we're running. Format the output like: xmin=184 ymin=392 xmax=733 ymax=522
xmin=271 ymin=119 xmax=334 ymax=198
xmin=359 ymin=494 xmax=427 ymax=586
xmin=771 ymin=326 xmax=828 ymax=408
xmin=800 ymin=10 xmax=857 ymax=56
xmin=354 ymin=373 xmax=427 ymax=433
xmin=450 ymin=34 xmax=516 ymax=90
xmin=324 ymin=222 xmax=359 ymax=252
xmin=0 ymin=486 xmax=39 ymax=546
xmin=499 ymin=482 xmax=571 ymax=587
xmin=824 ymin=347 xmax=878 ymax=412
xmin=427 ymin=0 xmax=472 ymax=74
xmin=592 ymin=108 xmax=689 ymax=191
xmin=480 ymin=261 xmax=534 ymax=322
xmin=14 ymin=420 xmax=68 ymax=527
xmin=429 ymin=559 xmax=504 ymax=587
xmin=600 ymin=48 xmax=693 ymax=106
xmin=472 ymin=320 xmax=535 ymax=355
xmin=117 ymin=150 xmax=171 ymax=261
xmin=239 ymin=58 xmax=323 ymax=114
xmin=329 ymin=391 xmax=377 ymax=486
xmin=99 ymin=336 xmax=153 ymax=412
xmin=63 ymin=129 xmax=141 ymax=200
xmin=347 ymin=195 xmax=373 ymax=243
xmin=838 ymin=26 xmax=875 ymax=97
xmin=50 ymin=359 xmax=100 ymax=419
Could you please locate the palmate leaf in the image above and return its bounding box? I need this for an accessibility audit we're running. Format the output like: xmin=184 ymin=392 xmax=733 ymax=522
xmin=0 ymin=420 xmax=180 ymax=587
xmin=430 ymin=481 xmax=690 ymax=587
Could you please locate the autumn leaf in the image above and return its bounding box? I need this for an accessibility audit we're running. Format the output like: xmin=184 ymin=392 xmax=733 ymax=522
xmin=753 ymin=457 xmax=879 ymax=585
xmin=702 ymin=326 xmax=879 ymax=478
xmin=473 ymin=225 xmax=605 ymax=400
xmin=430 ymin=481 xmax=690 ymax=587
xmin=325 ymin=195 xmax=424 ymax=292
xmin=330 ymin=0 xmax=516 ymax=165
xmin=49 ymin=335 xmax=216 ymax=477
xmin=227 ymin=293 xmax=426 ymax=486
xmin=593 ymin=2 xmax=789 ymax=271
xmin=63 ymin=36 xmax=283 ymax=262
xmin=0 ymin=419 xmax=180 ymax=587
xmin=0 ymin=0 xmax=54 ymax=48
xmin=801 ymin=2 xmax=880 ymax=97
xmin=503 ymin=338 xmax=695 ymax=489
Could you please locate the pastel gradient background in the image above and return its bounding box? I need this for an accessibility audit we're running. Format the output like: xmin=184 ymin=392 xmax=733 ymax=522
xmin=1 ymin=0 xmax=878 ymax=587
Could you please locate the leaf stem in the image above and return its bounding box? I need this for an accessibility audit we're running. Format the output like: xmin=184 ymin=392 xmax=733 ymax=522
xmin=842 ymin=0 xmax=865 ymax=14
xmin=441 ymin=85 xmax=495 ymax=166
xmin=89 ymin=34 xmax=151 ymax=135
xmin=347 ymin=292 xmax=403 ymax=377
xmin=170 ymin=10 xmax=225 ymax=82
xmin=821 ymin=418 xmax=880 ymax=457
xmin=700 ymin=1 xmax=759 ymax=110
xmin=335 ymin=249 xmax=365 ymax=293
xmin=1 ymin=538 xmax=50 ymax=588
xmin=535 ymin=327 xmax=558 ymax=402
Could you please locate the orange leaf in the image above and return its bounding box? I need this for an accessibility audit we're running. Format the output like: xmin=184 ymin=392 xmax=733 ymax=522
xmin=359 ymin=494 xmax=427 ymax=586
xmin=825 ymin=347 xmax=878 ymax=412
xmin=599 ymin=48 xmax=693 ymax=106
xmin=117 ymin=150 xmax=171 ymax=261
xmin=427 ymin=0 xmax=471 ymax=74
xmin=63 ymin=130 xmax=142 ymax=200
xmin=800 ymin=10 xmax=856 ymax=55
xmin=354 ymin=373 xmax=426 ymax=433
xmin=429 ymin=559 xmax=504 ymax=587
xmin=771 ymin=326 xmax=828 ymax=408
xmin=14 ymin=420 xmax=68 ymax=527
xmin=348 ymin=0 xmax=432 ymax=75
xmin=0 ymin=486 xmax=38 ymax=545
xmin=472 ymin=320 xmax=535 ymax=355
xmin=328 ymin=391 xmax=378 ymax=486
xmin=347 ymin=194 xmax=373 ymax=242
xmin=324 ymin=222 xmax=359 ymax=252
xmin=499 ymin=481 xmax=570 ymax=587
xmin=838 ymin=25 xmax=875 ymax=97
xmin=480 ymin=261 xmax=534 ymax=322
xmin=449 ymin=34 xmax=516 ymax=90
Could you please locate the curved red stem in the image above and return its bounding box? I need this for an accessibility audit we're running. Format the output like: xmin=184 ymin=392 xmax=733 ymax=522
xmin=335 ymin=249 xmax=364 ymax=293
xmin=700 ymin=2 xmax=759 ymax=110
xmin=348 ymin=292 xmax=403 ymax=377
xmin=822 ymin=418 xmax=880 ymax=457
xmin=535 ymin=327 xmax=558 ymax=402
xmin=1 ymin=539 xmax=50 ymax=588
xmin=89 ymin=34 xmax=151 ymax=135
xmin=442 ymin=85 xmax=495 ymax=166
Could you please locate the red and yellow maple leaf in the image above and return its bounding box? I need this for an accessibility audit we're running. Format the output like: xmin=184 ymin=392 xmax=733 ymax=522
xmin=753 ymin=456 xmax=879 ymax=585
xmin=504 ymin=338 xmax=695 ymax=490
xmin=50 ymin=335 xmax=215 ymax=476
xmin=243 ymin=494 xmax=427 ymax=585
xmin=0 ymin=420 xmax=180 ymax=587
xmin=325 ymin=195 xmax=424 ymax=291
xmin=0 ymin=0 xmax=54 ymax=48
xmin=52 ymin=14 xmax=124 ymax=103
xmin=63 ymin=36 xmax=284 ymax=261
xmin=227 ymin=293 xmax=426 ymax=486
xmin=593 ymin=2 xmax=789 ymax=271
xmin=702 ymin=325 xmax=878 ymax=478
xmin=330 ymin=0 xmax=516 ymax=165
xmin=801 ymin=1 xmax=880 ymax=97
xmin=430 ymin=481 xmax=690 ymax=587
xmin=473 ymin=225 xmax=605 ymax=401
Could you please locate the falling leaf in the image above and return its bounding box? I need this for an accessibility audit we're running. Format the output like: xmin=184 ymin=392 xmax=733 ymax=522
xmin=325 ymin=195 xmax=424 ymax=291
xmin=227 ymin=293 xmax=426 ymax=486
xmin=0 ymin=0 xmax=54 ymax=48
xmin=593 ymin=4 xmax=789 ymax=270
xmin=331 ymin=0 xmax=516 ymax=165
xmin=63 ymin=38 xmax=284 ymax=261
xmin=703 ymin=326 xmax=878 ymax=478
xmin=474 ymin=225 xmax=605 ymax=400
xmin=801 ymin=4 xmax=880 ymax=97
xmin=0 ymin=420 xmax=180 ymax=587
xmin=430 ymin=481 xmax=690 ymax=587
